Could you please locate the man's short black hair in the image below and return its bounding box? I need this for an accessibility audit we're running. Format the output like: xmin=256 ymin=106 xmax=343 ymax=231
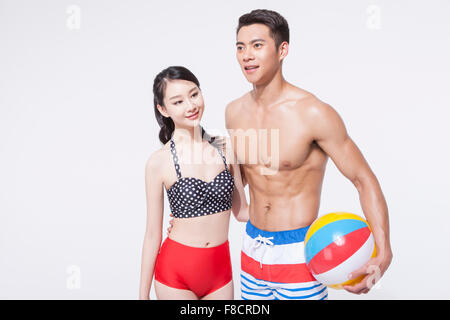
xmin=237 ymin=9 xmax=290 ymax=49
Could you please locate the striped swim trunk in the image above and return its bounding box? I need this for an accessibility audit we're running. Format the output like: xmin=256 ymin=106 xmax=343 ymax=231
xmin=241 ymin=221 xmax=328 ymax=300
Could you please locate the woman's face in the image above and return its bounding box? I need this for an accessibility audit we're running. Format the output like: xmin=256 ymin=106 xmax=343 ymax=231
xmin=158 ymin=79 xmax=204 ymax=129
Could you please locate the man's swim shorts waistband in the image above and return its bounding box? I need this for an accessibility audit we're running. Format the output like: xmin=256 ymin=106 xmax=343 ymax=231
xmin=245 ymin=220 xmax=310 ymax=244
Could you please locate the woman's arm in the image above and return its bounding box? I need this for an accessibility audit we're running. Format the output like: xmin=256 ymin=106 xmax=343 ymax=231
xmin=139 ymin=152 xmax=165 ymax=300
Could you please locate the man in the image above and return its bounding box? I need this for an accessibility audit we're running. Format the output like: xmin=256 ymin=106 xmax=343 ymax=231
xmin=225 ymin=9 xmax=392 ymax=300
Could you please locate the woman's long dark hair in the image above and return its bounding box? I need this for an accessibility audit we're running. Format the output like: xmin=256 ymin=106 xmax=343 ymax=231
xmin=153 ymin=66 xmax=218 ymax=146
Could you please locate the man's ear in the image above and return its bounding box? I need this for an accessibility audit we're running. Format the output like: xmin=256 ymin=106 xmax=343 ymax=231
xmin=156 ymin=104 xmax=169 ymax=118
xmin=278 ymin=41 xmax=289 ymax=61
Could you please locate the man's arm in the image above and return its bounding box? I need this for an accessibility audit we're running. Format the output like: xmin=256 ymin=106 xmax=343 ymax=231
xmin=307 ymin=100 xmax=393 ymax=294
xmin=230 ymin=162 xmax=249 ymax=222
xmin=225 ymin=100 xmax=248 ymax=189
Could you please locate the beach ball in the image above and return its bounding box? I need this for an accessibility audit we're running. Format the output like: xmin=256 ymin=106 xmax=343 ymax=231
xmin=304 ymin=212 xmax=377 ymax=289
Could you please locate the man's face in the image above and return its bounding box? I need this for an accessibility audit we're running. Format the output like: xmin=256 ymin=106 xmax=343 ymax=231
xmin=236 ymin=23 xmax=281 ymax=85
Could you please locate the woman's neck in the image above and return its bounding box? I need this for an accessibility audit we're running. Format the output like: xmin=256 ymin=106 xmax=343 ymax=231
xmin=172 ymin=125 xmax=203 ymax=144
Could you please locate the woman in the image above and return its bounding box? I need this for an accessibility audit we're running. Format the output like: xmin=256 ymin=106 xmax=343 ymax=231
xmin=139 ymin=66 xmax=249 ymax=300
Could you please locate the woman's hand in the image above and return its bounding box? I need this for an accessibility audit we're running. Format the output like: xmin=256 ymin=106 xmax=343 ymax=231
xmin=167 ymin=213 xmax=174 ymax=235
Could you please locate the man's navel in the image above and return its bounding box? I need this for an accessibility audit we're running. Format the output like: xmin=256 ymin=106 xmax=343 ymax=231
xmin=264 ymin=202 xmax=272 ymax=213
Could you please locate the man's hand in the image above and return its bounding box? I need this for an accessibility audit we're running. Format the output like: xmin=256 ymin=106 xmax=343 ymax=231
xmin=166 ymin=213 xmax=174 ymax=235
xmin=343 ymin=250 xmax=393 ymax=294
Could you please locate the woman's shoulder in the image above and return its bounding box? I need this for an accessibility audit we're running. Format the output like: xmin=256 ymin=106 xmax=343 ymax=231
xmin=145 ymin=143 xmax=172 ymax=173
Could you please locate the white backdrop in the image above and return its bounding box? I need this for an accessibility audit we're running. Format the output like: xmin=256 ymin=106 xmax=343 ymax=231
xmin=1 ymin=0 xmax=449 ymax=299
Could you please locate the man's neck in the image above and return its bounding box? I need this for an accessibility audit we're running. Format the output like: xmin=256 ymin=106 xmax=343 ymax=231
xmin=251 ymin=69 xmax=289 ymax=107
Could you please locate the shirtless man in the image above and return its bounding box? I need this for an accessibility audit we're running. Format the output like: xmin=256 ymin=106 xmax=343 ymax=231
xmin=225 ymin=9 xmax=392 ymax=300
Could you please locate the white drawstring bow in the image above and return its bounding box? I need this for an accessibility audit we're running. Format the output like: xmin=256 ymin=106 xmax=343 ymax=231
xmin=253 ymin=235 xmax=274 ymax=268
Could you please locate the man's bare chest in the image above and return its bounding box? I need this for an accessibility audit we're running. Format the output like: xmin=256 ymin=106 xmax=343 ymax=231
xmin=229 ymin=111 xmax=315 ymax=171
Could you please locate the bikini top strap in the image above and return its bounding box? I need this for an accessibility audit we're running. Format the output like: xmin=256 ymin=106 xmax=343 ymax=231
xmin=169 ymin=138 xmax=182 ymax=179
xmin=215 ymin=143 xmax=229 ymax=171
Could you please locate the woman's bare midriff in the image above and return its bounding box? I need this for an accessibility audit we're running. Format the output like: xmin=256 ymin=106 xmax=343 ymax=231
xmin=168 ymin=210 xmax=231 ymax=247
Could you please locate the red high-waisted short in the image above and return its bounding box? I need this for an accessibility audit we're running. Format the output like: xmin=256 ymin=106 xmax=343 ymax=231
xmin=154 ymin=237 xmax=232 ymax=298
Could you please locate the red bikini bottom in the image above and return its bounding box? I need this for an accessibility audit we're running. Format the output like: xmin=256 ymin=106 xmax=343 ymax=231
xmin=154 ymin=237 xmax=232 ymax=298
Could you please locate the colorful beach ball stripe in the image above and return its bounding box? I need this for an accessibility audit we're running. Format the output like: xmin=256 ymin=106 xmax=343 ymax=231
xmin=304 ymin=212 xmax=377 ymax=289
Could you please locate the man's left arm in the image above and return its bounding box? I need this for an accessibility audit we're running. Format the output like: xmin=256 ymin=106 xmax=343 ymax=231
xmin=307 ymin=100 xmax=393 ymax=294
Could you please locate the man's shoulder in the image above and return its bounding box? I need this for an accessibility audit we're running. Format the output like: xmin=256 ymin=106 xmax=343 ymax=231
xmin=225 ymin=92 xmax=251 ymax=122
xmin=227 ymin=92 xmax=253 ymax=111
xmin=289 ymin=88 xmax=333 ymax=118
xmin=289 ymin=90 xmax=343 ymax=138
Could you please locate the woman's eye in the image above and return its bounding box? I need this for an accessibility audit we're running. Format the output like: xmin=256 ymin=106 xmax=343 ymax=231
xmin=254 ymin=43 xmax=262 ymax=48
xmin=191 ymin=92 xmax=198 ymax=98
xmin=174 ymin=100 xmax=182 ymax=105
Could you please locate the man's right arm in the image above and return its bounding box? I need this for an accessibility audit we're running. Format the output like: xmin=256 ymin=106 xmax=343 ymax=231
xmin=225 ymin=100 xmax=247 ymax=189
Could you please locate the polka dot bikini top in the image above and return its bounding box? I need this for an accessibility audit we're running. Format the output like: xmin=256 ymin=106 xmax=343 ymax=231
xmin=166 ymin=138 xmax=235 ymax=218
